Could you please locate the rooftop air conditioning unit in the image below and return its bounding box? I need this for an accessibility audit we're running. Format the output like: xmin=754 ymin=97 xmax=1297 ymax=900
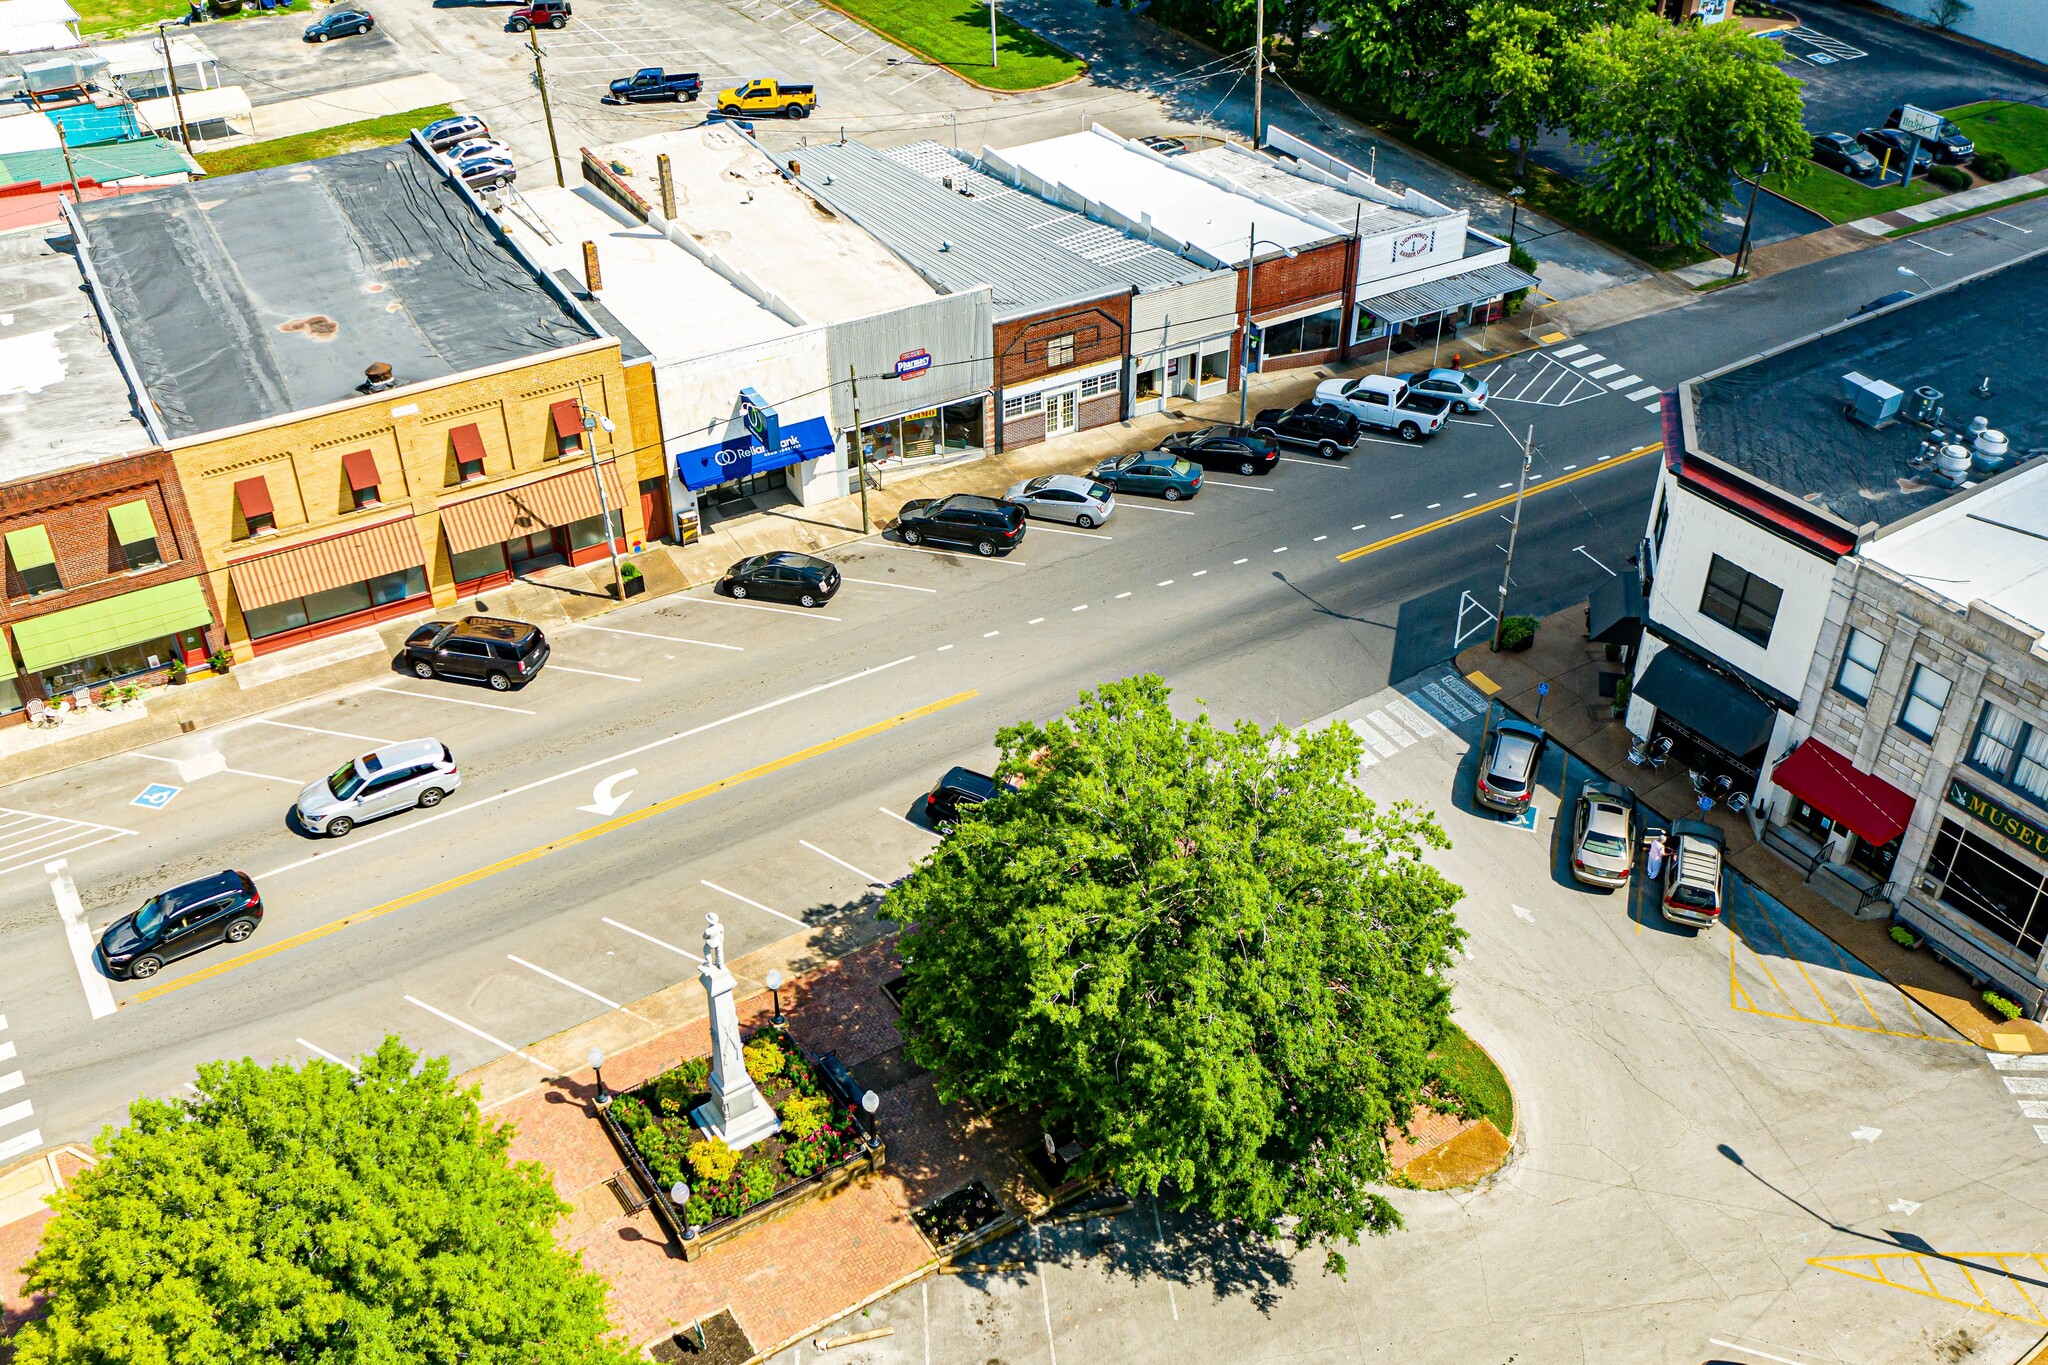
xmin=1841 ymin=371 xmax=1903 ymax=429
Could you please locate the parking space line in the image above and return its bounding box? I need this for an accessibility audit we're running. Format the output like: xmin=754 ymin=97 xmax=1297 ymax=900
xmin=1201 ymin=479 xmax=1273 ymax=492
xmin=547 ymin=664 xmax=644 ymax=682
xmin=296 ymin=1038 xmax=358 ymax=1072
xmin=370 ymin=686 xmax=534 ymax=715
xmin=255 ymin=719 xmax=394 ymax=744
xmin=876 ymin=805 xmax=928 ymax=831
xmin=576 ymin=623 xmax=744 ymax=651
xmin=840 ymin=576 xmax=938 ymax=592
xmin=879 ymin=543 xmax=1028 ymax=567
xmin=1023 ymin=524 xmax=1112 ymax=540
xmin=701 ymin=880 xmax=808 ymax=928
xmin=509 ymin=954 xmax=650 ymax=1021
xmin=404 ymin=995 xmax=549 ymax=1068
xmin=603 ymin=916 xmax=702 ymax=961
xmin=800 ymin=839 xmax=885 ymax=884
xmin=0 ymin=830 xmax=126 ymax=879
xmin=1113 ymin=503 xmax=1196 ymax=515
xmin=668 ymin=594 xmax=843 ymax=619
xmin=1277 ymin=456 xmax=1348 ymax=467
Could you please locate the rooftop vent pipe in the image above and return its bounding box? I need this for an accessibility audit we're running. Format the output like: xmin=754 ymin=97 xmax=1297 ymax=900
xmin=363 ymin=362 xmax=396 ymax=392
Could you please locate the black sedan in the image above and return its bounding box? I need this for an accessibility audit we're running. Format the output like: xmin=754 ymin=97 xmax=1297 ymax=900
xmin=719 ymin=551 xmax=840 ymax=607
xmin=1157 ymin=424 xmax=1278 ymax=476
xmin=1253 ymin=401 xmax=1360 ymax=459
xmin=304 ymin=7 xmax=372 ymax=39
xmin=1856 ymin=127 xmax=1934 ymax=177
xmin=98 ymin=871 xmax=262 ymax=981
xmin=1810 ymin=132 xmax=1879 ymax=179
xmin=926 ymin=767 xmax=1000 ymax=826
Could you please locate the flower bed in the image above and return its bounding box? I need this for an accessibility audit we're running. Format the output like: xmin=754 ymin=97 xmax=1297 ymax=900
xmin=604 ymin=1025 xmax=869 ymax=1228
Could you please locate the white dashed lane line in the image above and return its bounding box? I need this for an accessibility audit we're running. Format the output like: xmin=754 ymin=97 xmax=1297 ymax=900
xmin=1232 ymin=558 xmax=1248 ymax=564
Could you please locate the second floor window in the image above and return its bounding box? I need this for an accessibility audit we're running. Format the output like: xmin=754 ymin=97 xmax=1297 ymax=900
xmin=1834 ymin=627 xmax=1881 ymax=703
xmin=1898 ymin=663 xmax=1953 ymax=742
xmin=1699 ymin=554 xmax=1782 ymax=647
xmin=6 ymin=526 xmax=60 ymax=596
xmin=1045 ymin=334 xmax=1075 ymax=369
xmin=1970 ymin=702 xmax=2048 ymax=806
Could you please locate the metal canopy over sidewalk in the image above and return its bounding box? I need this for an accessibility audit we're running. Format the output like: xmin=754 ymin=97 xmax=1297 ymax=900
xmin=1356 ymin=262 xmax=1540 ymax=326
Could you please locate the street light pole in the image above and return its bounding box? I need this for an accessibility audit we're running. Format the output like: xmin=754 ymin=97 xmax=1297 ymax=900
xmin=1506 ymin=187 xmax=1524 ymax=247
xmin=849 ymin=365 xmax=870 ymax=534
xmin=578 ymin=393 xmax=625 ymax=595
xmin=1491 ymin=426 xmax=1536 ymax=652
xmin=988 ymin=0 xmax=998 ymax=70
xmin=1239 ymin=223 xmax=1257 ymax=428
xmin=156 ymin=22 xmax=192 ymax=148
xmin=1732 ymin=162 xmax=1767 ymax=278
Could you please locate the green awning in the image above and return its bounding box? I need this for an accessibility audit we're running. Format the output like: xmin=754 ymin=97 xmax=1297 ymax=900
xmin=0 ymin=631 xmax=16 ymax=681
xmin=13 ymin=578 xmax=213 ymax=673
xmin=5 ymin=525 xmax=55 ymax=571
xmin=109 ymin=500 xmax=158 ymax=546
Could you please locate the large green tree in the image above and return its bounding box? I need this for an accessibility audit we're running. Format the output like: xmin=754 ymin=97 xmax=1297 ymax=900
xmin=1561 ymin=12 xmax=1809 ymax=246
xmin=13 ymin=1038 xmax=633 ymax=1365
xmin=884 ymin=676 xmax=1466 ymax=1270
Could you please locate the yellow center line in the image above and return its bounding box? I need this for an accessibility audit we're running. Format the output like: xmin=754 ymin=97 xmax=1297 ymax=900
xmin=127 ymin=691 xmax=979 ymax=1006
xmin=1335 ymin=441 xmax=1663 ymax=564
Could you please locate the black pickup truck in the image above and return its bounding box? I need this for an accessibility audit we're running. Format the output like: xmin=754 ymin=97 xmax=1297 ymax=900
xmin=608 ymin=67 xmax=701 ymax=102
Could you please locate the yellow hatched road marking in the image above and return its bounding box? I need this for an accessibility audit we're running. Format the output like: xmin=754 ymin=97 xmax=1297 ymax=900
xmin=1811 ymin=1252 xmax=2048 ymax=1327
xmin=127 ymin=691 xmax=979 ymax=1005
xmin=1726 ymin=928 xmax=1969 ymax=1045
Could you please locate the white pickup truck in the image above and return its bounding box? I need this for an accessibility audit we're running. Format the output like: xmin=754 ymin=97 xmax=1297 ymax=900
xmin=1314 ymin=374 xmax=1449 ymax=441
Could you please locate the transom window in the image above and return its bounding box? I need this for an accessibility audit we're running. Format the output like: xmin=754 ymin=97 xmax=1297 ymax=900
xmin=1897 ymin=663 xmax=1953 ymax=742
xmin=1698 ymin=554 xmax=1782 ymax=647
xmin=1834 ymin=627 xmax=1882 ymax=704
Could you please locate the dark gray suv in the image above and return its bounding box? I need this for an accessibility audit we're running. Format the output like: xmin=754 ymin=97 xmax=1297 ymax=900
xmin=402 ymin=616 xmax=549 ymax=691
xmin=895 ymin=494 xmax=1026 ymax=556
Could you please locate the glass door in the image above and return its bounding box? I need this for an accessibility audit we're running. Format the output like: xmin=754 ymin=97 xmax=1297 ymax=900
xmin=1045 ymin=388 xmax=1079 ymax=437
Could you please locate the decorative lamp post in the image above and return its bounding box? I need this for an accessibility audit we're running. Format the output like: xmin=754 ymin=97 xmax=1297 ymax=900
xmin=1237 ymin=226 xmax=1301 ymax=427
xmin=587 ymin=1045 xmax=609 ymax=1106
xmin=765 ymin=968 xmax=786 ymax=1027
xmin=1506 ymin=187 xmax=1524 ymax=247
xmin=860 ymin=1089 xmax=880 ymax=1148
xmin=1897 ymin=265 xmax=1927 ymax=293
xmin=670 ymin=1181 xmax=695 ymax=1240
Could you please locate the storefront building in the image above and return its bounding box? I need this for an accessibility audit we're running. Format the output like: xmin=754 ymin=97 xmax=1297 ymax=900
xmin=0 ymin=450 xmax=219 ymax=719
xmin=828 ymin=293 xmax=996 ymax=481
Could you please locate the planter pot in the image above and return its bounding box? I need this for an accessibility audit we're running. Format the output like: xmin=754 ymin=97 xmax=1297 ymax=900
xmin=621 ymin=576 xmax=645 ymax=598
xmin=168 ymin=674 xmax=187 ymax=687
xmin=210 ymin=663 xmax=231 ymax=675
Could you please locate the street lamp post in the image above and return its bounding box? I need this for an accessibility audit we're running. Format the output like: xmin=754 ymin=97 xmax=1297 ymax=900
xmin=765 ymin=968 xmax=786 ymax=1027
xmin=1505 ymin=187 xmax=1524 ymax=247
xmin=670 ymin=1181 xmax=695 ymax=1240
xmin=860 ymin=1089 xmax=880 ymax=1148
xmin=578 ymin=399 xmax=626 ymax=598
xmin=1897 ymin=264 xmax=1927 ymax=293
xmin=1490 ymin=426 xmax=1537 ymax=652
xmin=587 ymin=1045 xmax=609 ymax=1106
xmin=1238 ymin=225 xmax=1299 ymax=427
xmin=1732 ymin=162 xmax=1768 ymax=279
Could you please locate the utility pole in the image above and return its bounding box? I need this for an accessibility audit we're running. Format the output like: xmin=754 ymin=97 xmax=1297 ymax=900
xmin=54 ymin=120 xmax=78 ymax=203
xmin=1251 ymin=0 xmax=1264 ymax=148
xmin=579 ymin=391 xmax=624 ymax=594
xmin=849 ymin=365 xmax=870 ymax=534
xmin=1238 ymin=222 xmax=1257 ymax=427
xmin=530 ymin=25 xmax=565 ymax=187
xmin=1491 ymin=426 xmax=1536 ymax=651
xmin=156 ymin=22 xmax=191 ymax=148
xmin=1732 ymin=163 xmax=1766 ymax=278
xmin=988 ymin=0 xmax=998 ymax=70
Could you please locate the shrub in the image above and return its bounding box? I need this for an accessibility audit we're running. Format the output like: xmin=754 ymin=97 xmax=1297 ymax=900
xmin=742 ymin=1036 xmax=786 ymax=1086
xmin=1610 ymin=674 xmax=1631 ymax=717
xmin=1976 ymin=150 xmax=2011 ymax=182
xmin=1889 ymin=924 xmax=1919 ymax=948
xmin=780 ymin=1092 xmax=832 ymax=1140
xmin=686 ymin=1136 xmax=739 ymax=1184
xmin=737 ymin=1157 xmax=777 ymax=1205
xmin=1985 ymin=990 xmax=2024 ymax=1021
xmin=1926 ymin=163 xmax=1971 ymax=193
xmin=620 ymin=561 xmax=642 ymax=581
xmin=783 ymin=1137 xmax=828 ymax=1179
xmin=1496 ymin=615 xmax=1538 ymax=651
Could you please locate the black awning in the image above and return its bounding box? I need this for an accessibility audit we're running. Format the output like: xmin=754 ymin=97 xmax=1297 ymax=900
xmin=1634 ymin=648 xmax=1777 ymax=758
xmin=1588 ymin=573 xmax=1644 ymax=646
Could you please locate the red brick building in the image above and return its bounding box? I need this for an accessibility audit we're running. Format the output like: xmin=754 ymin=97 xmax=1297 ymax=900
xmin=993 ymin=292 xmax=1133 ymax=451
xmin=1238 ymin=239 xmax=1355 ymax=377
xmin=1 ymin=450 xmax=221 ymax=722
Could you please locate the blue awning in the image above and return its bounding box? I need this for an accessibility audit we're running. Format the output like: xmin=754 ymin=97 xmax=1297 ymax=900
xmin=674 ymin=415 xmax=835 ymax=491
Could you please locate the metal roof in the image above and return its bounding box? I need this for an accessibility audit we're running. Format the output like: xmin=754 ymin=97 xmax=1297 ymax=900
xmin=1178 ymin=144 xmax=1425 ymax=236
xmin=1355 ymin=262 xmax=1540 ymax=325
xmin=789 ymin=139 xmax=1218 ymax=318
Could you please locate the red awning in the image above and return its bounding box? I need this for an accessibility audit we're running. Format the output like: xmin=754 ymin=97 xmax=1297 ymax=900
xmin=550 ymin=399 xmax=584 ymax=440
xmin=233 ymin=476 xmax=274 ymax=519
xmin=450 ymin=424 xmax=486 ymax=467
xmin=342 ymin=450 xmax=380 ymax=493
xmin=1769 ymin=737 xmax=1916 ymax=846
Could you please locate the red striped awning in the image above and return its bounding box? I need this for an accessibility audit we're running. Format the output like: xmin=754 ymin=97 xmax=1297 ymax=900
xmin=1769 ymin=737 xmax=1916 ymax=846
xmin=227 ymin=517 xmax=424 ymax=611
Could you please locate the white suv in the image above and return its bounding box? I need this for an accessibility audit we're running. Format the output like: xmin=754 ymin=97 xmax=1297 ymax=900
xmin=295 ymin=738 xmax=460 ymax=838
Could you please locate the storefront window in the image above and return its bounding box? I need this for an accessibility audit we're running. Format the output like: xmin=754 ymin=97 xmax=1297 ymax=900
xmin=1262 ymin=307 xmax=1344 ymax=359
xmin=40 ymin=635 xmax=178 ymax=692
xmin=244 ymin=569 xmax=426 ymax=640
xmin=1925 ymin=818 xmax=2048 ymax=957
xmin=1133 ymin=364 xmax=1161 ymax=402
xmin=0 ymin=676 xmax=20 ymax=715
xmin=941 ymin=398 xmax=983 ymax=452
xmin=900 ymin=410 xmax=939 ymax=460
xmin=451 ymin=543 xmax=508 ymax=585
xmin=567 ymin=511 xmax=625 ymax=551
xmin=1353 ymin=306 xmax=1389 ymax=345
xmin=1200 ymin=347 xmax=1227 ymax=383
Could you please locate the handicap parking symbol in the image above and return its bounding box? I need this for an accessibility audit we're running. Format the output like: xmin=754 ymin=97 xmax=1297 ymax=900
xmin=1510 ymin=803 xmax=1540 ymax=832
xmin=132 ymin=783 xmax=181 ymax=809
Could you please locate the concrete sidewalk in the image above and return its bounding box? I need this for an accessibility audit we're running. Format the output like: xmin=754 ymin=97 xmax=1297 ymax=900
xmin=1458 ymin=604 xmax=2048 ymax=1055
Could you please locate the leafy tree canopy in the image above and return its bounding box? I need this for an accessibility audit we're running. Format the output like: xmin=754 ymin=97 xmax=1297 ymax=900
xmin=1562 ymin=12 xmax=1810 ymax=246
xmin=14 ymin=1038 xmax=633 ymax=1365
xmin=883 ymin=676 xmax=1466 ymax=1270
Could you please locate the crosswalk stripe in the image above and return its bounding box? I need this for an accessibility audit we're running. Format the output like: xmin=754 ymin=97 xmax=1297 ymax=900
xmin=0 ymin=1073 xmax=21 ymax=1096
xmin=1606 ymin=374 xmax=1643 ymax=390
xmin=2021 ymin=1100 xmax=2048 ymax=1117
xmin=1386 ymin=698 xmax=1444 ymax=741
xmin=1445 ymin=676 xmax=1488 ymax=710
xmin=1588 ymin=364 xmax=1624 ymax=379
xmin=0 ymin=1129 xmax=42 ymax=1163
xmin=1366 ymin=710 xmax=1415 ymax=749
xmin=1644 ymin=402 xmax=1662 ymax=412
xmin=1988 ymin=1053 xmax=2048 ymax=1070
xmin=0 ymin=1099 xmax=31 ymax=1130
xmin=1626 ymin=385 xmax=1660 ymax=401
xmin=1422 ymin=682 xmax=1476 ymax=722
xmin=1551 ymin=343 xmax=1586 ymax=358
xmin=2004 ymin=1076 xmax=2048 ymax=1094
xmin=1356 ymin=720 xmax=1396 ymax=756
xmin=1570 ymin=353 xmax=1607 ymax=368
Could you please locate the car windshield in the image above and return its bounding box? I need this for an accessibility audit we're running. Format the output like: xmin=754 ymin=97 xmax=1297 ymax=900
xmin=133 ymin=894 xmax=166 ymax=938
xmin=327 ymin=762 xmax=365 ymax=800
xmin=1023 ymin=477 xmax=1050 ymax=493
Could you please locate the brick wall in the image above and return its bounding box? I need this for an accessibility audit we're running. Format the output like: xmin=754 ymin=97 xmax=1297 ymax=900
xmin=993 ymin=294 xmax=1131 ymax=391
xmin=1002 ymin=411 xmax=1048 ymax=450
xmin=1079 ymin=392 xmax=1119 ymax=431
xmin=1235 ymin=239 xmax=1351 ymax=379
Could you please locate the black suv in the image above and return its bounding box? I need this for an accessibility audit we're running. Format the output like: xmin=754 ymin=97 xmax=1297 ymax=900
xmin=720 ymin=551 xmax=840 ymax=607
xmin=99 ymin=871 xmax=262 ymax=981
xmin=895 ymin=495 xmax=1026 ymax=556
xmin=925 ymin=767 xmax=1000 ymax=826
xmin=402 ymin=616 xmax=549 ymax=691
xmin=1885 ymin=106 xmax=1974 ymax=164
xmin=1254 ymin=402 xmax=1361 ymax=459
xmin=1157 ymin=424 xmax=1279 ymax=476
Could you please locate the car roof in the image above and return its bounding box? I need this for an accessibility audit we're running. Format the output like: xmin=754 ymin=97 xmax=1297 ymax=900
xmin=1423 ymin=368 xmax=1472 ymax=383
xmin=939 ymin=766 xmax=998 ymax=795
xmin=452 ymin=615 xmax=536 ymax=641
xmin=768 ymin=551 xmax=830 ymax=571
xmin=161 ymin=870 xmax=244 ymax=901
xmin=1349 ymin=374 xmax=1407 ymax=394
xmin=937 ymin=493 xmax=1003 ymax=511
xmin=1031 ymin=473 xmax=1098 ymax=494
xmin=362 ymin=738 xmax=447 ymax=772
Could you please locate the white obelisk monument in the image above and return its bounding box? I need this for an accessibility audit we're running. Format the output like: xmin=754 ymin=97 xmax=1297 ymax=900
xmin=690 ymin=913 xmax=780 ymax=1149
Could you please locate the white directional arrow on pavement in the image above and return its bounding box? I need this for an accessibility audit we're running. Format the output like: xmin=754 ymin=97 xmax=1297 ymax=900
xmin=1851 ymin=1126 xmax=1883 ymax=1143
xmin=1512 ymin=904 xmax=1536 ymax=923
xmin=1888 ymin=1198 xmax=1921 ymax=1215
xmin=579 ymin=769 xmax=638 ymax=817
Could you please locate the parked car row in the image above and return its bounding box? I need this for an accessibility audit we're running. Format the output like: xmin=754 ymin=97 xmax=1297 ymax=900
xmin=1809 ymin=106 xmax=1977 ymax=182
xmin=420 ymin=115 xmax=516 ymax=191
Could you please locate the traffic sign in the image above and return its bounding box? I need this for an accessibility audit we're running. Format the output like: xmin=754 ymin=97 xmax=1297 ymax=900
xmin=132 ymin=783 xmax=180 ymax=809
xmin=1537 ymin=682 xmax=1550 ymax=696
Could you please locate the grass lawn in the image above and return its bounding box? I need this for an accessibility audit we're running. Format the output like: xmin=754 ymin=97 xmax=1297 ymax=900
xmin=77 ymin=0 xmax=286 ymax=38
xmin=1944 ymin=100 xmax=2048 ymax=178
xmin=821 ymin=0 xmax=1085 ymax=92
xmin=196 ymin=104 xmax=455 ymax=177
xmin=1431 ymin=1022 xmax=1513 ymax=1137
xmin=1760 ymin=166 xmax=1939 ymax=225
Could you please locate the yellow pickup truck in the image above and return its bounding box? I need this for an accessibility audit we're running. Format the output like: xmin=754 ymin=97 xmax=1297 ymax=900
xmin=715 ymin=77 xmax=816 ymax=119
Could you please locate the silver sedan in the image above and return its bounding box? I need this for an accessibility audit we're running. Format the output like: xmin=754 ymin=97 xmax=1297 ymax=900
xmin=1003 ymin=473 xmax=1115 ymax=528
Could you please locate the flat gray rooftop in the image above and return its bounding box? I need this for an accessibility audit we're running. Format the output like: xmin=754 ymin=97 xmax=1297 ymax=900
xmin=1689 ymin=251 xmax=2048 ymax=531
xmin=74 ymin=141 xmax=597 ymax=441
xmin=0 ymin=226 xmax=151 ymax=484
